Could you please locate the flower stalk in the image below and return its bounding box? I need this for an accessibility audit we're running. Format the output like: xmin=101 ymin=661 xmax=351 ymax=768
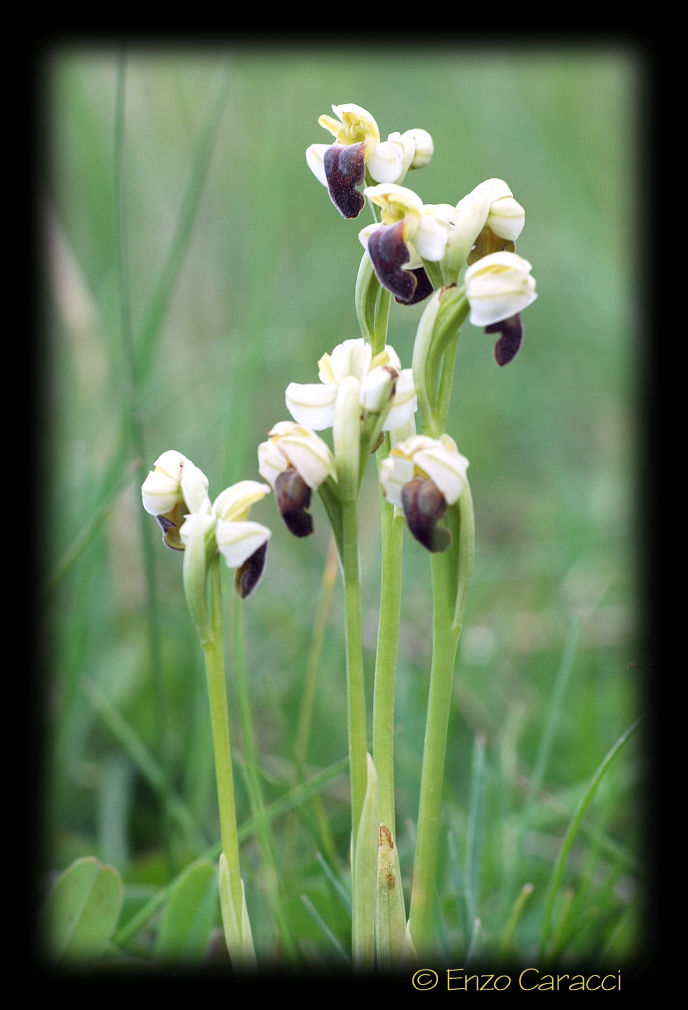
xmin=198 ymin=554 xmax=256 ymax=967
xmin=407 ymin=482 xmax=474 ymax=954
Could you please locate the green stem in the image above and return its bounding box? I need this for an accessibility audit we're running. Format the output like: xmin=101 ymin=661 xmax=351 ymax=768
xmin=341 ymin=496 xmax=369 ymax=843
xmin=407 ymin=550 xmax=460 ymax=953
xmin=372 ymin=460 xmax=405 ymax=833
xmin=200 ymin=555 xmax=243 ymax=919
xmin=231 ymin=592 xmax=299 ymax=961
xmin=407 ymin=484 xmax=475 ymax=955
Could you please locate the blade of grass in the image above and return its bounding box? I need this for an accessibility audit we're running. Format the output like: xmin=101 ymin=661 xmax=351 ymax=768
xmin=498 ymin=882 xmax=534 ymax=963
xmin=300 ymin=894 xmax=350 ymax=965
xmin=81 ymin=677 xmax=207 ymax=852
xmin=538 ymin=712 xmax=646 ymax=960
xmin=231 ymin=591 xmax=300 ymax=962
xmin=113 ymin=51 xmax=172 ymax=872
xmin=135 ymin=60 xmax=234 ymax=381
xmin=113 ymin=754 xmax=349 ymax=948
xmin=463 ymin=733 xmax=486 ymax=935
xmin=525 ymin=617 xmax=580 ymax=812
xmin=39 ymin=459 xmax=137 ymax=605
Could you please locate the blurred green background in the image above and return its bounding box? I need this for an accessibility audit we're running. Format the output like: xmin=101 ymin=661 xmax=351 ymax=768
xmin=41 ymin=42 xmax=647 ymax=968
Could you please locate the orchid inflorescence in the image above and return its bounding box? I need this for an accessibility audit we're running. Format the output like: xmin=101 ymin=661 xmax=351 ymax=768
xmin=139 ymin=100 xmax=538 ymax=971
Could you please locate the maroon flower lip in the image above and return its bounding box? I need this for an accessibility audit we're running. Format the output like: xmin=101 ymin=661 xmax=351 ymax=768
xmin=274 ymin=466 xmax=314 ymax=538
xmin=401 ymin=476 xmax=451 ymax=553
xmin=484 ymin=313 xmax=524 ymax=366
xmin=366 ymin=221 xmax=433 ymax=305
xmin=323 ymin=143 xmax=367 ymax=219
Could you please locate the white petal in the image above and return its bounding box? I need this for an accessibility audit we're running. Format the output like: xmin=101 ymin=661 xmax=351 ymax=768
xmin=257 ymin=438 xmax=288 ymax=490
xmin=360 ymin=365 xmax=397 ymax=413
xmin=328 ymin=338 xmax=372 ymax=384
xmin=366 ymin=139 xmax=404 ymax=183
xmin=142 ymin=450 xmax=189 ymax=515
xmin=382 ymin=344 xmax=402 ymax=370
xmin=285 ymin=381 xmax=337 ymax=430
xmin=215 ymin=520 xmax=271 ymax=569
xmin=413 ymin=437 xmax=469 ymax=506
xmin=141 ymin=469 xmax=183 ymax=516
xmin=152 ymin=449 xmax=188 ymax=480
xmin=464 ymin=251 xmax=537 ymax=327
xmin=358 ymin=223 xmax=376 ymax=251
xmin=306 ymin=144 xmax=329 ymax=186
xmin=265 ymin=422 xmax=335 ymax=489
xmin=212 ymin=480 xmax=270 ymax=523
xmin=486 ymin=195 xmax=526 ymax=242
xmin=402 ymin=128 xmax=434 ymax=169
xmin=383 ymin=369 xmax=417 ymax=432
xmin=413 ymin=208 xmax=453 ymax=261
xmin=179 ymin=511 xmax=216 ymax=548
xmin=379 ymin=453 xmax=415 ymax=507
xmin=179 ymin=459 xmax=211 ymax=515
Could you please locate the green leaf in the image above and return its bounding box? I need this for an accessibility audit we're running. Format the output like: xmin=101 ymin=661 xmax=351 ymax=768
xmin=218 ymin=855 xmax=257 ymax=969
xmin=154 ymin=859 xmax=218 ymax=963
xmin=41 ymin=856 xmax=123 ymax=964
xmin=353 ymin=754 xmax=379 ymax=970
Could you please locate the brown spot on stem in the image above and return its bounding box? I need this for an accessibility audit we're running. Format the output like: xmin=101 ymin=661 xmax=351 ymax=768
xmin=379 ymin=824 xmax=395 ymax=849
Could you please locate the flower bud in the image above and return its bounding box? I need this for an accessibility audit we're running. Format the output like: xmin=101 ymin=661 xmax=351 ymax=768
xmin=403 ymin=128 xmax=434 ymax=169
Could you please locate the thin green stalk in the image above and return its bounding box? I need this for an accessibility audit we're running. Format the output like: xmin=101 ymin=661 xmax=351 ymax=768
xmin=288 ymin=534 xmax=339 ymax=865
xmin=407 ymin=548 xmax=461 ymax=953
xmin=231 ymin=592 xmax=299 ymax=961
xmin=372 ymin=471 xmax=405 ymax=833
xmin=200 ymin=556 xmax=243 ymax=920
xmin=341 ymin=496 xmax=369 ymax=843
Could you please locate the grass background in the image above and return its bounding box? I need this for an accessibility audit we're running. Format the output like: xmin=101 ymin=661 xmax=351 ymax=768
xmin=40 ymin=40 xmax=650 ymax=975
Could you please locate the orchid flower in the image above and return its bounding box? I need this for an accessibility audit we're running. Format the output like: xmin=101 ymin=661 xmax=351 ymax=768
xmin=258 ymin=421 xmax=336 ymax=537
xmin=463 ymin=251 xmax=537 ymax=365
xmin=141 ymin=450 xmax=211 ymax=551
xmin=358 ymin=184 xmax=454 ymax=304
xmin=285 ymin=337 xmax=417 ymax=433
xmin=442 ymin=177 xmax=526 ymax=281
xmin=306 ymin=103 xmax=433 ymax=219
xmin=380 ymin=434 xmax=469 ymax=552
xmin=141 ymin=451 xmax=271 ymax=597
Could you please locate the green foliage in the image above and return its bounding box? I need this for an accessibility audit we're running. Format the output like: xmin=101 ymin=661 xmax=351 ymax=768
xmin=40 ymin=856 xmax=123 ymax=964
xmin=40 ymin=42 xmax=647 ymax=976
